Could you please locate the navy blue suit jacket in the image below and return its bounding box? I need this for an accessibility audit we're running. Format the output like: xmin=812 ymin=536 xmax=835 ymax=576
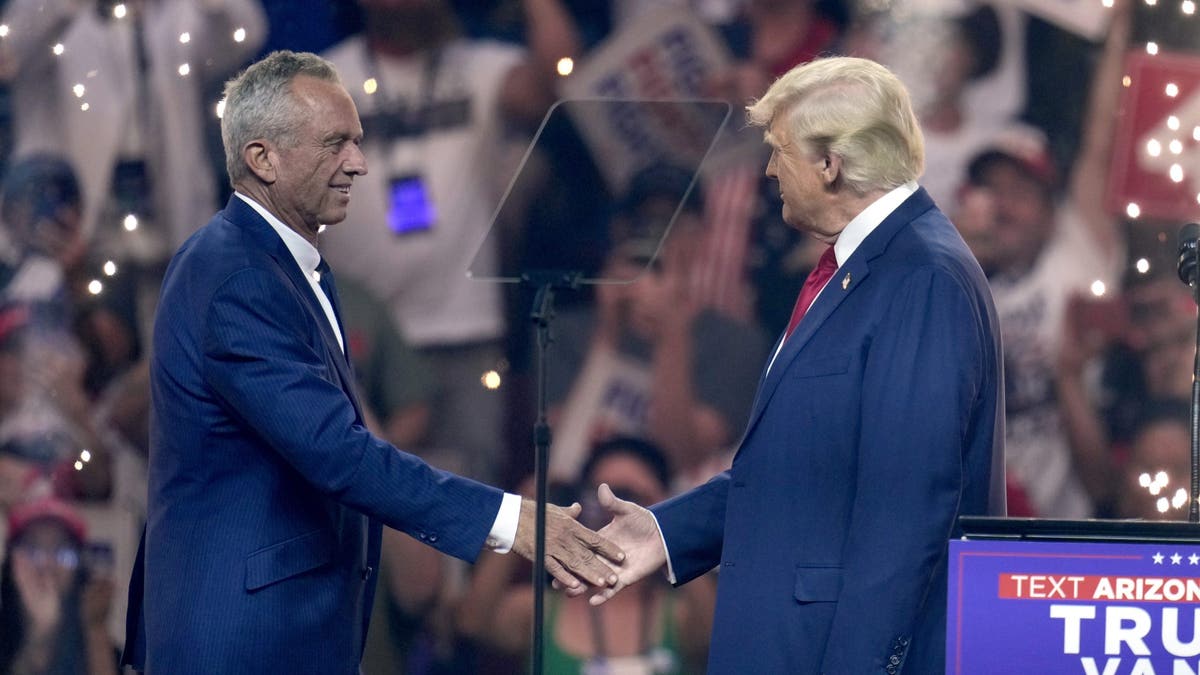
xmin=122 ymin=196 xmax=503 ymax=674
xmin=652 ymin=188 xmax=1005 ymax=674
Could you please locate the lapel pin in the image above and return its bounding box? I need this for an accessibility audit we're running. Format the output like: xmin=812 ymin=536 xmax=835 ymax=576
xmin=842 ymin=273 xmax=851 ymax=290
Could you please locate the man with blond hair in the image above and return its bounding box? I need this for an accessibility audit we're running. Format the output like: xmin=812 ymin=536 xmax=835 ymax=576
xmin=582 ymin=56 xmax=1006 ymax=673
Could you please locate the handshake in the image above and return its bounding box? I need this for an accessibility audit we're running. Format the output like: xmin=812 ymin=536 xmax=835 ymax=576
xmin=510 ymin=484 xmax=667 ymax=605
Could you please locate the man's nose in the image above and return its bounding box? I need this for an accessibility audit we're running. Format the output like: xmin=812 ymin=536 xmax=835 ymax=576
xmin=344 ymin=144 xmax=367 ymax=176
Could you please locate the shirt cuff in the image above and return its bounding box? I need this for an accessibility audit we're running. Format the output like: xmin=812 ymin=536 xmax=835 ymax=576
xmin=485 ymin=493 xmax=522 ymax=553
xmin=649 ymin=510 xmax=677 ymax=585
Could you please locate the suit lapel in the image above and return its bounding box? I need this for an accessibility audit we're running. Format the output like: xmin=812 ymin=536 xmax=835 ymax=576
xmin=736 ymin=188 xmax=937 ymax=447
xmin=222 ymin=197 xmax=365 ymax=419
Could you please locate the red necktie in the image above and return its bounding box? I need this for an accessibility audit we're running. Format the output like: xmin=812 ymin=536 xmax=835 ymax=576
xmin=784 ymin=246 xmax=838 ymax=340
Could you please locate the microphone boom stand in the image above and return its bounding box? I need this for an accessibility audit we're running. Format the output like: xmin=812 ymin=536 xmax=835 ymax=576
xmin=523 ymin=269 xmax=580 ymax=675
xmin=1177 ymin=222 xmax=1200 ymax=523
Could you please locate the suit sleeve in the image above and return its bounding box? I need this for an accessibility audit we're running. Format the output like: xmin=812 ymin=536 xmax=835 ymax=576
xmin=201 ymin=267 xmax=502 ymax=563
xmin=650 ymin=470 xmax=730 ymax=585
xmin=822 ymin=267 xmax=987 ymax=671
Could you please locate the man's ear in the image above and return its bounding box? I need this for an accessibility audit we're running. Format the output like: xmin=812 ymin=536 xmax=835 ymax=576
xmin=821 ymin=153 xmax=842 ymax=186
xmin=243 ymin=140 xmax=277 ymax=184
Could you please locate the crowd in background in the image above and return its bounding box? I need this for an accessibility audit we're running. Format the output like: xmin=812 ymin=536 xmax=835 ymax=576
xmin=0 ymin=0 xmax=1192 ymax=673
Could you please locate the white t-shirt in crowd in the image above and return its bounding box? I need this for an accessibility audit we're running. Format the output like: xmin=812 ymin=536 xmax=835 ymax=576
xmin=321 ymin=36 xmax=525 ymax=347
xmin=991 ymin=200 xmax=1124 ymax=518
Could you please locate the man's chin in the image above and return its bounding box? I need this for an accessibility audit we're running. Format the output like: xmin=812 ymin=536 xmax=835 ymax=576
xmin=319 ymin=211 xmax=349 ymax=227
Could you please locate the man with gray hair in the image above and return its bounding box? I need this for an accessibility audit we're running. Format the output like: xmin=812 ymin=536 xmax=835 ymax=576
xmin=583 ymin=56 xmax=1006 ymax=673
xmin=121 ymin=50 xmax=622 ymax=674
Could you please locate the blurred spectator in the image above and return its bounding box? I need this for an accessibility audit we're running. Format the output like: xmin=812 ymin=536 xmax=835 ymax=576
xmin=1054 ymin=274 xmax=1196 ymax=514
xmin=689 ymin=1 xmax=850 ymax=336
xmin=909 ymin=4 xmax=1007 ymax=207
xmin=0 ymin=497 xmax=117 ymax=675
xmin=0 ymin=154 xmax=143 ymax=401
xmin=546 ymin=165 xmax=770 ymax=484
xmin=0 ymin=157 xmax=115 ymax=503
xmin=458 ymin=436 xmax=715 ymax=673
xmin=714 ymin=0 xmax=843 ymax=85
xmin=1113 ymin=400 xmax=1192 ymax=521
xmin=339 ymin=276 xmax=435 ymax=450
xmin=0 ymin=155 xmax=86 ymax=325
xmin=952 ymin=3 xmax=1130 ymax=518
xmin=0 ymin=0 xmax=266 ymax=258
xmin=0 ymin=155 xmax=150 ymax=648
xmin=320 ymin=0 xmax=580 ymax=483
xmin=846 ymin=0 xmax=1027 ymax=136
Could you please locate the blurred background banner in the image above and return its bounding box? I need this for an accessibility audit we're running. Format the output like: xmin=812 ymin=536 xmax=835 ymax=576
xmin=558 ymin=7 xmax=751 ymax=189
xmin=994 ymin=0 xmax=1110 ymax=40
xmin=1108 ymin=50 xmax=1200 ymax=224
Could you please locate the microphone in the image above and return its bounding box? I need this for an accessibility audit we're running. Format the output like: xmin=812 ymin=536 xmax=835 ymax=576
xmin=1179 ymin=222 xmax=1200 ymax=286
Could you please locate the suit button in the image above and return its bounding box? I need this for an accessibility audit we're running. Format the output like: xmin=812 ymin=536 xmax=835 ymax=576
xmin=418 ymin=532 xmax=427 ymax=541
xmin=428 ymin=533 xmax=438 ymax=543
xmin=885 ymin=667 xmax=896 ymax=675
xmin=361 ymin=566 xmax=373 ymax=580
xmin=899 ymin=638 xmax=909 ymax=647
xmin=889 ymin=656 xmax=901 ymax=665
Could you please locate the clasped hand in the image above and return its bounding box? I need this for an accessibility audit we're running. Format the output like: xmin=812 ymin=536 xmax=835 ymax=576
xmin=543 ymin=483 xmax=670 ymax=606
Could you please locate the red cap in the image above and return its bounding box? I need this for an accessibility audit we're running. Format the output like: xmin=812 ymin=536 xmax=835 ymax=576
xmin=968 ymin=124 xmax=1059 ymax=189
xmin=5 ymin=496 xmax=87 ymax=544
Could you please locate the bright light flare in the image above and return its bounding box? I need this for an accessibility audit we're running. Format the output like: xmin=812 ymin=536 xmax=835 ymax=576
xmin=481 ymin=370 xmax=502 ymax=390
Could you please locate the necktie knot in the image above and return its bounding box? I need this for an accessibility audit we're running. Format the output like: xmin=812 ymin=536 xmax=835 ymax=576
xmin=784 ymin=246 xmax=838 ymax=340
xmin=813 ymin=246 xmax=838 ymax=275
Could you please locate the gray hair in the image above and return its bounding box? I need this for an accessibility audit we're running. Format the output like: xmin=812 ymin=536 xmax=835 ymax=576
xmin=747 ymin=57 xmax=924 ymax=195
xmin=220 ymin=50 xmax=342 ymax=186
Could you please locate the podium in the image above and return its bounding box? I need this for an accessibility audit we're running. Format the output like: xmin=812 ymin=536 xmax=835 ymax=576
xmin=949 ymin=517 xmax=1200 ymax=674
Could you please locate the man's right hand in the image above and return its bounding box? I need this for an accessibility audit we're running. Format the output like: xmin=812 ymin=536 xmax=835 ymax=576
xmin=510 ymin=497 xmax=624 ymax=592
xmin=575 ymin=483 xmax=668 ymax=606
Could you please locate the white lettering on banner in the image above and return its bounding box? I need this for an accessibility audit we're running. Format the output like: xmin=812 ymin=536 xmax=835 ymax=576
xmin=1080 ymin=658 xmax=1200 ymax=674
xmin=1107 ymin=607 xmax=1155 ymax=656
xmin=1004 ymin=574 xmax=1200 ymax=602
xmin=1050 ymin=605 xmax=1200 ymax=671
xmin=1053 ymin=604 xmax=1098 ymax=654
xmin=1163 ymin=608 xmax=1200 ymax=657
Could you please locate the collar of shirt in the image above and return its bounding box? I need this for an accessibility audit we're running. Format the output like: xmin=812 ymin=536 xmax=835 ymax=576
xmin=832 ymin=181 xmax=918 ymax=266
xmin=234 ymin=192 xmax=322 ymax=281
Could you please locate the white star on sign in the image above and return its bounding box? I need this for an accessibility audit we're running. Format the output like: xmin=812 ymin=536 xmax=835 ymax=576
xmin=1172 ymin=553 xmax=1183 ymax=565
xmin=1190 ymin=554 xmax=1199 ymax=565
xmin=1154 ymin=552 xmax=1165 ymax=564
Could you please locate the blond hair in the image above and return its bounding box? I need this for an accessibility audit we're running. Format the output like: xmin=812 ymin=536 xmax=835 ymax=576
xmin=747 ymin=57 xmax=924 ymax=195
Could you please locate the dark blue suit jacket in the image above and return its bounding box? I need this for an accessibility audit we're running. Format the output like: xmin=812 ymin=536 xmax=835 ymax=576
xmin=122 ymin=196 xmax=503 ymax=674
xmin=652 ymin=189 xmax=1005 ymax=674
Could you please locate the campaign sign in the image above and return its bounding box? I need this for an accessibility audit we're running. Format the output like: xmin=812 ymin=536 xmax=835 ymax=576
xmin=558 ymin=7 xmax=735 ymax=192
xmin=949 ymin=539 xmax=1200 ymax=674
xmin=1106 ymin=50 xmax=1200 ymax=224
